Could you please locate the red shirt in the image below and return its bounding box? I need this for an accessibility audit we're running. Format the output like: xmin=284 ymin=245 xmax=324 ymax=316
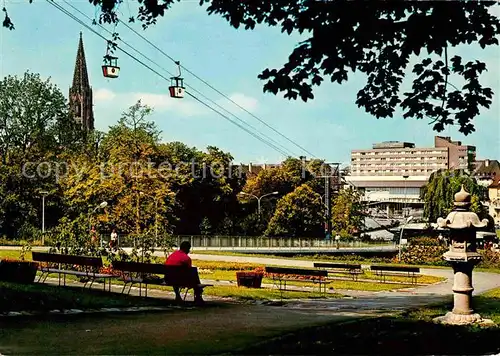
xmin=165 ymin=250 xmax=192 ymax=267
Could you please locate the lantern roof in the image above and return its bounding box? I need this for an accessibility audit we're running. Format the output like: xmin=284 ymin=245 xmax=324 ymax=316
xmin=437 ymin=185 xmax=489 ymax=230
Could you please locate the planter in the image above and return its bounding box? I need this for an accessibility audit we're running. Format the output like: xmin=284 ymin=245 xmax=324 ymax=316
xmin=0 ymin=260 xmax=39 ymax=284
xmin=236 ymin=272 xmax=263 ymax=288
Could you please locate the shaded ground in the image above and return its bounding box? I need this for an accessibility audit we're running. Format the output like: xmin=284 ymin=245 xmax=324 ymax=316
xmin=0 ymin=282 xmax=171 ymax=312
xmin=0 ymin=304 xmax=354 ymax=355
xmin=234 ymin=316 xmax=500 ymax=355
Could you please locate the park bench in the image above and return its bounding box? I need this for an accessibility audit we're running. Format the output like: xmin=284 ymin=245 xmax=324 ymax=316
xmin=111 ymin=260 xmax=213 ymax=299
xmin=370 ymin=265 xmax=420 ymax=284
xmin=32 ymin=252 xmax=116 ymax=291
xmin=265 ymin=266 xmax=329 ymax=294
xmin=313 ymin=262 xmax=363 ymax=281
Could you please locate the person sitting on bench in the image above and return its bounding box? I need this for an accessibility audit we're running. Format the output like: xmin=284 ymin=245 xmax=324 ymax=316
xmin=165 ymin=241 xmax=204 ymax=303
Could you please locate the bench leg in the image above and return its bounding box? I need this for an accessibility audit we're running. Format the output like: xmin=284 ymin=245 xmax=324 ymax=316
xmin=37 ymin=271 xmax=47 ymax=283
xmin=124 ymin=283 xmax=133 ymax=295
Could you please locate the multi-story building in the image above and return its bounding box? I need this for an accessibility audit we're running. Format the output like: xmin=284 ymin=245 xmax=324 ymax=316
xmin=488 ymin=175 xmax=500 ymax=226
xmin=346 ymin=136 xmax=476 ymax=215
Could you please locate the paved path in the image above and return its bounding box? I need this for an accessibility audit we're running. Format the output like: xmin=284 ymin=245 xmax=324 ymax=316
xmin=186 ymin=245 xmax=397 ymax=255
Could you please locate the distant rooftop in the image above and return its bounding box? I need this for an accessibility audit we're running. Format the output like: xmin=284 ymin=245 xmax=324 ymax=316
xmin=372 ymin=141 xmax=415 ymax=149
xmin=474 ymin=159 xmax=500 ymax=178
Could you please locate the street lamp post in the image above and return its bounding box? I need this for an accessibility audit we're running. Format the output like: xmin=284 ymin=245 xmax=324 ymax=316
xmin=398 ymin=215 xmax=413 ymax=261
xmin=403 ymin=174 xmax=409 ymax=218
xmin=239 ymin=191 xmax=279 ymax=218
xmin=139 ymin=192 xmax=159 ymax=239
xmin=88 ymin=201 xmax=108 ymax=247
xmin=40 ymin=191 xmax=49 ymax=245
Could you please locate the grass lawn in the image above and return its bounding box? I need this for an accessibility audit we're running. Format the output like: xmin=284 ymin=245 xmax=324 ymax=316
xmin=234 ymin=288 xmax=500 ymax=355
xmin=0 ymin=249 xmax=29 ymax=260
xmin=199 ymin=270 xmax=416 ymax=292
xmin=0 ymin=282 xmax=171 ymax=312
xmin=195 ymin=261 xmax=445 ymax=289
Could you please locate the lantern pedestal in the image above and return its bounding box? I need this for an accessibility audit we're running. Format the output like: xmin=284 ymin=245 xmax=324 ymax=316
xmin=433 ymin=260 xmax=493 ymax=326
xmin=432 ymin=185 xmax=495 ymax=327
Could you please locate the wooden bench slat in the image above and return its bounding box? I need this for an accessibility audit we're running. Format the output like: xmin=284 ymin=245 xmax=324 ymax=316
xmin=370 ymin=265 xmax=420 ymax=273
xmin=314 ymin=262 xmax=361 ymax=270
xmin=33 ymin=252 xmax=103 ymax=268
xmin=265 ymin=266 xmax=328 ymax=277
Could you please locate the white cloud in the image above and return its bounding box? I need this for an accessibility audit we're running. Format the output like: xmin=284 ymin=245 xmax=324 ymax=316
xmin=489 ymin=3 xmax=500 ymax=18
xmin=222 ymin=93 xmax=258 ymax=112
xmin=94 ymin=88 xmax=116 ymax=101
xmin=93 ymin=88 xmax=259 ymax=118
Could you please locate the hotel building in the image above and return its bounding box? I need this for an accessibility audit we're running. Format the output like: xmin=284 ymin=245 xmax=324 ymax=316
xmin=346 ymin=136 xmax=476 ymax=210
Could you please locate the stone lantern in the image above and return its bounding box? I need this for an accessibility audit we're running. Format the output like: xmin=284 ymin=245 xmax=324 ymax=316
xmin=433 ymin=185 xmax=492 ymax=325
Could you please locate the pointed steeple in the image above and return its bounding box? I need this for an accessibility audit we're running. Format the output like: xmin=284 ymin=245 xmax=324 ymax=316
xmin=69 ymin=32 xmax=94 ymax=132
xmin=72 ymin=31 xmax=90 ymax=91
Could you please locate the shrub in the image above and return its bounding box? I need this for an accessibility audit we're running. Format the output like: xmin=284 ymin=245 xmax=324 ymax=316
xmin=478 ymin=249 xmax=500 ymax=269
xmin=409 ymin=236 xmax=441 ymax=246
xmin=399 ymin=244 xmax=448 ymax=266
xmin=192 ymin=260 xmax=263 ymax=271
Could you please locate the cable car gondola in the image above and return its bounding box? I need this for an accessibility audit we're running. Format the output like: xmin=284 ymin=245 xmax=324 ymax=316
xmin=169 ymin=61 xmax=185 ymax=98
xmin=102 ymin=55 xmax=120 ymax=79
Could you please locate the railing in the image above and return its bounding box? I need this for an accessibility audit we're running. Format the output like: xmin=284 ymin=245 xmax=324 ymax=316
xmin=111 ymin=234 xmax=392 ymax=249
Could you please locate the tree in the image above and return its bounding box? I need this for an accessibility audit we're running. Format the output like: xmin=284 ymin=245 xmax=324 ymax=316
xmin=331 ymin=187 xmax=363 ymax=238
xmin=59 ymin=102 xmax=176 ymax=239
xmin=6 ymin=2 xmax=499 ymax=134
xmin=0 ymin=71 xmax=77 ymax=239
xmin=266 ymin=184 xmax=323 ymax=237
xmin=242 ymin=157 xmax=313 ymax=197
xmin=422 ymin=169 xmax=488 ymax=223
xmin=0 ymin=71 xmax=71 ymax=164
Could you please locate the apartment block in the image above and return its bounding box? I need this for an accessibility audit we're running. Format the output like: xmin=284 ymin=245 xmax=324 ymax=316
xmin=346 ymin=136 xmax=476 ymax=207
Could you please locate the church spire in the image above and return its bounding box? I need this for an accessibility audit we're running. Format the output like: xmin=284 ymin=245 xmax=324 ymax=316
xmin=69 ymin=32 xmax=94 ymax=132
xmin=72 ymin=31 xmax=90 ymax=91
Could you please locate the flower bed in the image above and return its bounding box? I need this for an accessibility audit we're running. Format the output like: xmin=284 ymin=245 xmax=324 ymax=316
xmin=193 ymin=260 xmax=262 ymax=271
xmin=236 ymin=271 xmax=263 ymax=288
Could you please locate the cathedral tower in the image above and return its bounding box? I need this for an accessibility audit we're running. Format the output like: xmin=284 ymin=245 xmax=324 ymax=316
xmin=69 ymin=32 xmax=94 ymax=131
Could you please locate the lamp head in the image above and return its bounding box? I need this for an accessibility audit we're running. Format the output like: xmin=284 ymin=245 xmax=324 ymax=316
xmin=272 ymin=191 xmax=279 ymax=195
xmin=99 ymin=201 xmax=108 ymax=209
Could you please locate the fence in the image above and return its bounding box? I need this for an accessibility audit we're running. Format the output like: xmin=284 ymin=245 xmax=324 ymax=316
xmin=111 ymin=234 xmax=391 ymax=250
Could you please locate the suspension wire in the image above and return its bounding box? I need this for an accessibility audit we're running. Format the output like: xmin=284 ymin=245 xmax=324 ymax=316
xmin=59 ymin=0 xmax=297 ymax=157
xmin=115 ymin=15 xmax=318 ymax=159
xmin=47 ymin=0 xmax=292 ymax=158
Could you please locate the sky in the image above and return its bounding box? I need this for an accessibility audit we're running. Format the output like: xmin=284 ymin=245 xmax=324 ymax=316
xmin=0 ymin=1 xmax=499 ymax=166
